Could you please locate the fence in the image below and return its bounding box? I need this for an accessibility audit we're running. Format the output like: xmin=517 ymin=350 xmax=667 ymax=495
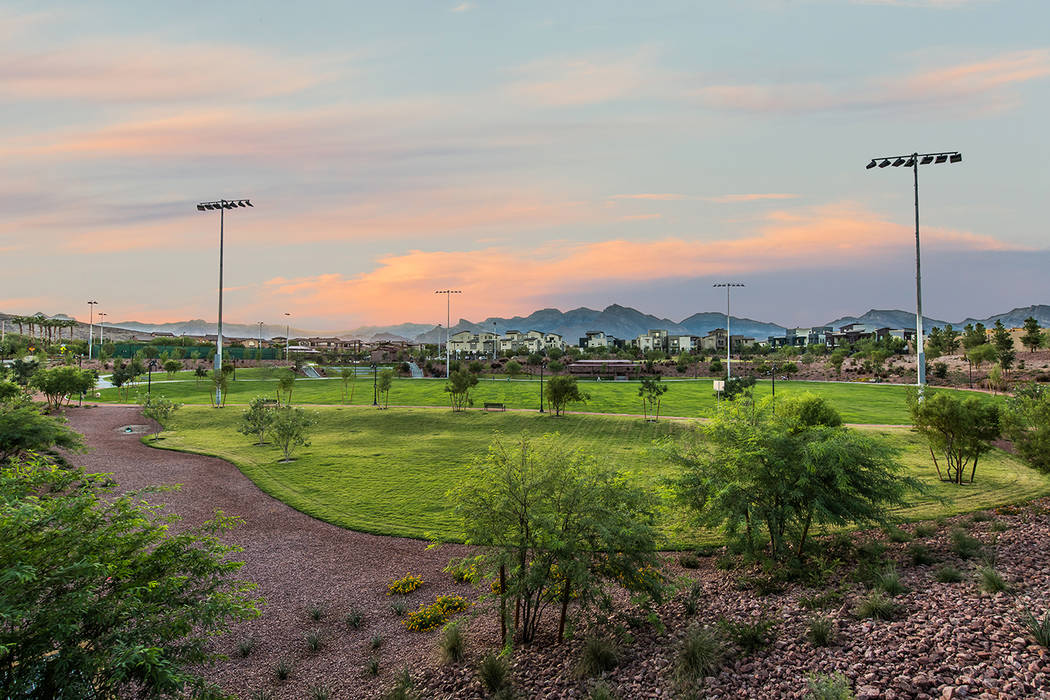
xmin=92 ymin=343 xmax=283 ymax=360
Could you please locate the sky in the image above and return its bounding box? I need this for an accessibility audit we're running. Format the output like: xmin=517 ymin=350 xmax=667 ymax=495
xmin=2 ymin=0 xmax=1048 ymax=330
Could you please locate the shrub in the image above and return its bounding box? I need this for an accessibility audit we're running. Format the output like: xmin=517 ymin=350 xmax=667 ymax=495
xmin=237 ymin=637 xmax=256 ymax=657
xmin=970 ymin=510 xmax=993 ymax=523
xmin=273 ymin=659 xmax=292 ymax=681
xmin=854 ymin=591 xmax=899 ymax=620
xmin=908 ymin=542 xmax=936 ymax=566
xmin=248 ymin=691 xmax=274 ymax=700
xmin=478 ymin=652 xmax=511 ymax=693
xmin=674 ymin=625 xmax=724 ymax=685
xmin=345 ymin=608 xmax=363 ymax=629
xmin=306 ymin=629 xmax=323 ymax=652
xmin=913 ymin=522 xmax=937 ymax=538
xmin=576 ymin=636 xmax=619 ymax=678
xmin=388 ymin=573 xmax=424 ymax=595
xmin=715 ymin=555 xmax=737 ymax=570
xmin=309 ymin=685 xmax=331 ymax=700
xmin=381 ymin=669 xmax=417 ymax=700
xmin=439 ymin=621 xmax=465 ymax=663
xmin=390 ymin=600 xmax=407 ymax=616
xmin=404 ymin=603 xmax=449 ymax=632
xmin=1023 ymin=609 xmax=1050 ymax=647
xmin=679 ymin=553 xmax=701 ymax=569
xmin=434 ymin=594 xmax=469 ymax=615
xmin=445 ymin=558 xmax=478 ymax=584
xmin=308 ymin=602 xmax=325 ymax=621
xmin=366 ymin=657 xmax=380 ymax=677
xmin=371 ymin=633 xmax=383 ymax=650
xmin=720 ymin=616 xmax=776 ymax=653
xmin=806 ymin=672 xmax=854 ymax=700
xmin=875 ymin=567 xmax=909 ymax=597
xmin=884 ymin=525 xmax=912 ymax=543
xmin=589 ymin=681 xmax=617 ymax=700
xmin=989 ymin=521 xmax=1010 ymax=533
xmin=934 ymin=565 xmax=964 ymax=583
xmin=807 ymin=616 xmax=834 ymax=647
xmin=800 ymin=589 xmax=843 ymax=610
xmin=950 ymin=528 xmax=982 ymax=559
xmin=978 ymin=566 xmax=1009 ymax=593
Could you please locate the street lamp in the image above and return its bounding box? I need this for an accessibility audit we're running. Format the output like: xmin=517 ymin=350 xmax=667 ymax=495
xmin=257 ymin=321 xmax=264 ymax=362
xmin=284 ymin=312 xmax=291 ymax=362
xmin=196 ymin=198 xmax=253 ymax=408
xmin=371 ymin=362 xmax=378 ymax=406
xmin=87 ymin=300 xmax=98 ymax=360
xmin=713 ymin=283 xmax=745 ymax=380
xmin=538 ymin=359 xmax=546 ymax=413
xmin=147 ymin=359 xmax=158 ymax=396
xmin=434 ymin=290 xmax=461 ymax=378
xmin=866 ymin=151 xmax=962 ymax=391
xmin=97 ymin=312 xmax=107 ymax=347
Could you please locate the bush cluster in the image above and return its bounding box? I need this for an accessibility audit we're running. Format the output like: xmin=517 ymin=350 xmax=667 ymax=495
xmin=388 ymin=573 xmax=424 ymax=595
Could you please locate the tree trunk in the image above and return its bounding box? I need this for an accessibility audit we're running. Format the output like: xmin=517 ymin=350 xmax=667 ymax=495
xmin=499 ymin=564 xmax=507 ymax=645
xmin=557 ymin=578 xmax=571 ymax=643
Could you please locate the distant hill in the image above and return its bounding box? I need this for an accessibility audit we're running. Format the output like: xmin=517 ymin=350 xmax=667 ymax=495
xmin=957 ymin=305 xmax=1050 ymax=329
xmin=823 ymin=309 xmax=950 ymax=330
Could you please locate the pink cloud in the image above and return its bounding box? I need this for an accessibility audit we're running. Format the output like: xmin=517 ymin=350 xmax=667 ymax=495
xmin=610 ymin=193 xmax=688 ymax=201
xmin=507 ymin=49 xmax=659 ymax=106
xmin=705 ymin=193 xmax=799 ymax=203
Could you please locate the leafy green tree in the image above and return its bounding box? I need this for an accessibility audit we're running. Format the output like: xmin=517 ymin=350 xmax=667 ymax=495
xmin=445 ymin=369 xmax=479 ymax=412
xmin=961 ymin=323 xmax=987 ymax=350
xmin=163 ymin=359 xmax=181 ymax=378
xmin=276 ymin=368 xmax=296 ymax=406
xmin=828 ymin=349 xmax=848 ymax=376
xmin=268 ymin=406 xmax=314 ymax=462
xmin=0 ymin=382 xmax=19 ymax=404
xmin=1002 ymin=383 xmax=1050 ymax=474
xmin=965 ymin=343 xmax=997 ymax=388
xmin=545 ymin=375 xmax=589 ymax=416
xmin=504 ymin=360 xmax=522 ymax=381
xmin=639 ymin=376 xmax=669 ymax=421
xmin=672 ymin=397 xmax=916 ymax=560
xmin=377 ymin=368 xmax=394 ymax=409
xmin=138 ymin=394 xmax=181 ymax=441
xmin=339 ymin=366 xmax=357 ymax=403
xmin=991 ymin=320 xmax=1016 ymax=372
xmin=0 ymin=404 xmax=84 ymax=464
xmin=0 ymin=455 xmax=260 ymax=697
xmin=1022 ymin=317 xmax=1044 ymax=353
xmin=723 ymin=375 xmax=756 ymax=401
xmin=448 ymin=435 xmax=664 ymax=645
xmin=238 ymin=396 xmax=276 ymax=445
xmin=908 ymin=389 xmax=1000 ymax=484
xmin=142 ymin=345 xmax=159 ymax=360
xmin=10 ymin=357 xmax=39 ymax=387
xmin=194 ymin=365 xmax=208 ymax=386
xmin=210 ymin=369 xmax=230 ymax=407
xmin=546 ymin=360 xmax=564 ymax=373
xmin=708 ymin=358 xmax=723 ymax=375
xmin=29 ymin=366 xmax=95 ymax=412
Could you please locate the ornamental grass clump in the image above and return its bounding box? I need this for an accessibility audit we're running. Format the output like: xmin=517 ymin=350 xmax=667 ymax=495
xmin=719 ymin=616 xmax=776 ymax=654
xmin=950 ymin=528 xmax=982 ymax=560
xmin=674 ymin=625 xmax=724 ymax=686
xmin=575 ymin=636 xmax=619 ymax=678
xmin=855 ymin=590 xmax=899 ymax=620
xmin=908 ymin=542 xmax=936 ymax=566
xmin=875 ymin=567 xmax=909 ymax=597
xmin=1023 ymin=609 xmax=1050 ymax=647
xmin=806 ymin=617 xmax=834 ymax=647
xmin=934 ymin=565 xmax=964 ymax=583
xmin=345 ymin=608 xmax=363 ymax=629
xmin=478 ymin=652 xmax=512 ymax=693
xmin=913 ymin=522 xmax=937 ymax=538
xmin=388 ymin=573 xmax=424 ymax=595
xmin=439 ymin=621 xmax=465 ymax=664
xmin=978 ymin=566 xmax=1009 ymax=593
xmin=805 ymin=672 xmax=854 ymax=700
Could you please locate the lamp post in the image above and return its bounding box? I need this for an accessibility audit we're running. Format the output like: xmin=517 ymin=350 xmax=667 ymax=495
xmin=196 ymin=198 xmax=253 ymax=408
xmin=257 ymin=321 xmax=264 ymax=362
xmin=284 ymin=313 xmax=291 ymax=362
xmin=538 ymin=360 xmax=545 ymax=413
xmin=371 ymin=362 xmax=378 ymax=406
xmin=147 ymin=359 xmax=157 ymax=396
xmin=434 ymin=290 xmax=461 ymax=378
xmin=97 ymin=312 xmax=106 ymax=347
xmin=866 ymin=151 xmax=962 ymax=393
xmin=713 ymin=283 xmax=745 ymax=380
xmin=87 ymin=300 xmax=98 ymax=360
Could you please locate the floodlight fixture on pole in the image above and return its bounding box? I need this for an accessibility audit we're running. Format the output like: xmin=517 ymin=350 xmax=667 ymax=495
xmin=435 ymin=290 xmax=461 ymax=378
xmin=866 ymin=150 xmax=962 ymax=393
xmin=97 ymin=312 xmax=106 ymax=346
xmin=87 ymin=300 xmax=98 ymax=360
xmin=713 ymin=283 xmax=745 ymax=380
xmin=197 ymin=198 xmax=253 ymax=408
xmin=257 ymin=321 xmax=264 ymax=361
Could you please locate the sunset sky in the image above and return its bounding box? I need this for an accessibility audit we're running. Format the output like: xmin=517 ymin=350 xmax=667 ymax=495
xmin=3 ymin=0 xmax=1048 ymax=330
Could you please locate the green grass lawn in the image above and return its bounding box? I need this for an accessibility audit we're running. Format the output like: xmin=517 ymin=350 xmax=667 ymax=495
xmin=146 ymin=406 xmax=1049 ymax=547
xmin=100 ymin=374 xmax=1001 ymax=425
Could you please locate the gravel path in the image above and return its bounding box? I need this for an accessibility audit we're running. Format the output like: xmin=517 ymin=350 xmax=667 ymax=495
xmin=65 ymin=405 xmax=482 ymax=699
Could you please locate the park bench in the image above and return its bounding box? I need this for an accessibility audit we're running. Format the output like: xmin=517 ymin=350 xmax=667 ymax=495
xmin=483 ymin=402 xmax=506 ymax=412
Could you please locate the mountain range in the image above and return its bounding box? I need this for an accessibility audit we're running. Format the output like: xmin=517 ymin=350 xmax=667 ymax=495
xmin=7 ymin=304 xmax=1047 ymax=345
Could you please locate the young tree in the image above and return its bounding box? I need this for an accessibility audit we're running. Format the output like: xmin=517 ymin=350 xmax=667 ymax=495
xmin=268 ymin=406 xmax=314 ymax=462
xmin=961 ymin=323 xmax=987 ymax=350
xmin=908 ymin=389 xmax=1001 ymax=484
xmin=966 ymin=343 xmax=997 ymax=388
xmin=138 ymin=394 xmax=181 ymax=441
xmin=210 ymin=369 xmax=230 ymax=407
xmin=1021 ymin=317 xmax=1044 ymax=353
xmin=992 ymin=320 xmax=1016 ymax=373
xmin=723 ymin=375 xmax=756 ymax=401
xmin=238 ymin=396 xmax=276 ymax=445
xmin=925 ymin=326 xmax=944 ymax=359
xmin=545 ymin=375 xmax=589 ymax=416
xmin=504 ymin=360 xmax=522 ymax=381
xmin=194 ymin=365 xmax=208 ymax=386
xmin=828 ymin=348 xmax=848 ymax=377
xmin=1002 ymin=383 xmax=1050 ymax=474
xmin=339 ymin=366 xmax=357 ymax=403
xmin=163 ymin=359 xmax=182 ymax=378
xmin=0 ymin=455 xmax=260 ymax=697
xmin=10 ymin=357 xmax=39 ymax=386
xmin=377 ymin=368 xmax=394 ymax=409
xmin=942 ymin=324 xmax=960 ymax=356
xmin=0 ymin=404 xmax=84 ymax=464
xmin=448 ymin=435 xmax=664 ymax=645
xmin=110 ymin=362 xmax=133 ymax=402
xmin=276 ymin=368 xmax=296 ymax=406
xmin=29 ymin=366 xmax=95 ymax=412
xmin=445 ymin=369 xmax=479 ymax=411
xmin=639 ymin=376 xmax=669 ymax=422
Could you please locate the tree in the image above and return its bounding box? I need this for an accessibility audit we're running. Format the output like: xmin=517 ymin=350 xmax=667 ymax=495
xmin=942 ymin=324 xmax=960 ymax=356
xmin=377 ymin=368 xmax=394 ymax=409
xmin=138 ymin=394 xmax=181 ymax=441
xmin=504 ymin=360 xmax=522 ymax=381
xmin=268 ymin=406 xmax=314 ymax=462
xmin=445 ymin=369 xmax=479 ymax=412
xmin=0 ymin=455 xmax=260 ymax=698
xmin=638 ymin=376 xmax=669 ymax=422
xmin=448 ymin=435 xmax=664 ymax=645
xmin=965 ymin=343 xmax=997 ymax=388
xmin=962 ymin=323 xmax=987 ymax=350
xmin=545 ymin=375 xmax=589 ymax=416
xmin=238 ymin=396 xmax=276 ymax=445
xmin=0 ymin=382 xmax=19 ymax=404
xmin=29 ymin=366 xmax=95 ymax=412
xmin=672 ymin=397 xmax=916 ymax=561
xmin=828 ymin=349 xmax=848 ymax=376
xmin=991 ymin=320 xmax=1016 ymax=373
xmin=194 ymin=365 xmax=208 ymax=386
xmin=10 ymin=357 xmax=39 ymax=387
xmin=1021 ymin=317 xmax=1044 ymax=353
xmin=339 ymin=366 xmax=356 ymax=403
xmin=276 ymin=368 xmax=296 ymax=406
xmin=722 ymin=375 xmax=756 ymax=401
xmin=925 ymin=326 xmax=944 ymax=359
xmin=1002 ymin=383 xmax=1050 ymax=474
xmin=110 ymin=362 xmax=133 ymax=402
xmin=987 ymin=364 xmax=1006 ymax=394
xmin=163 ymin=359 xmax=181 ymax=378
xmin=0 ymin=404 xmax=84 ymax=464
xmin=908 ymin=389 xmax=1000 ymax=484
xmin=210 ymin=369 xmax=230 ymax=407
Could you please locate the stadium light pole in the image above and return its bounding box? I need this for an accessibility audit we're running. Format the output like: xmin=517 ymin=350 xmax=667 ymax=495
xmin=197 ymin=198 xmax=253 ymax=407
xmin=866 ymin=151 xmax=962 ymax=393
xmin=97 ymin=312 xmax=106 ymax=346
xmin=257 ymin=321 xmax=264 ymax=362
xmin=713 ymin=283 xmax=745 ymax=380
xmin=284 ymin=312 xmax=291 ymax=361
xmin=87 ymin=300 xmax=98 ymax=360
xmin=435 ymin=290 xmax=461 ymax=378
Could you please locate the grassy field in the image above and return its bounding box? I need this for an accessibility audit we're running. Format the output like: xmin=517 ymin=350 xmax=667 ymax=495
xmin=147 ymin=406 xmax=1050 ymax=547
xmin=100 ymin=373 xmax=1001 ymax=425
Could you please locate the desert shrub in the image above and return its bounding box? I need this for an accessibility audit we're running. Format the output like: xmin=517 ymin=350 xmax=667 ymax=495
xmin=875 ymin=567 xmax=908 ymax=597
xmin=439 ymin=621 xmax=465 ymax=664
xmin=720 ymin=616 xmax=776 ymax=653
xmin=345 ymin=608 xmax=363 ymax=629
xmin=404 ymin=602 xmax=449 ymax=632
xmin=1023 ymin=609 xmax=1050 ymax=647
xmin=970 ymin=511 xmax=993 ymax=523
xmin=576 ymin=636 xmax=619 ymax=677
xmin=674 ymin=625 xmax=724 ymax=686
xmin=950 ymin=529 xmax=982 ymax=559
xmin=390 ymin=600 xmax=407 ymax=616
xmin=805 ymin=672 xmax=854 ymax=699
xmin=908 ymin=542 xmax=936 ymax=566
xmin=913 ymin=522 xmax=937 ymax=538
xmin=478 ymin=652 xmax=511 ymax=693
xmin=978 ymin=567 xmax=1009 ymax=593
xmin=237 ymin=637 xmax=256 ymax=657
xmin=308 ymin=602 xmax=325 ymax=621
xmin=679 ymin=553 xmax=701 ymax=569
xmin=989 ymin=520 xmax=1009 ymax=533
xmin=883 ymin=525 xmax=912 ymax=543
xmin=434 ymin=594 xmax=469 ymax=615
xmin=854 ymin=591 xmax=899 ymax=620
xmin=273 ymin=659 xmax=292 ymax=681
xmin=365 ymin=657 xmax=380 ymax=676
xmin=306 ymin=629 xmax=323 ymax=652
xmin=807 ymin=616 xmax=834 ymax=647
xmin=388 ymin=573 xmax=424 ymax=595
xmin=934 ymin=565 xmax=964 ymax=583
xmin=380 ymin=669 xmax=417 ymax=700
xmin=588 ymin=681 xmax=618 ymax=700
xmin=371 ymin=633 xmax=383 ymax=650
xmin=445 ymin=558 xmax=479 ymax=584
xmin=800 ymin=588 xmax=843 ymax=610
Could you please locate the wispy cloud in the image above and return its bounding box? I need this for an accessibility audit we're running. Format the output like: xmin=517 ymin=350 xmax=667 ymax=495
xmin=450 ymin=2 xmax=475 ymax=12
xmin=610 ymin=193 xmax=688 ymax=201
xmin=705 ymin=193 xmax=799 ymax=203
xmin=506 ymin=48 xmax=660 ymax=106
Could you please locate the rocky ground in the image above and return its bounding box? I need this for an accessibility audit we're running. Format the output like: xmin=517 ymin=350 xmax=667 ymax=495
xmin=65 ymin=406 xmax=1050 ymax=699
